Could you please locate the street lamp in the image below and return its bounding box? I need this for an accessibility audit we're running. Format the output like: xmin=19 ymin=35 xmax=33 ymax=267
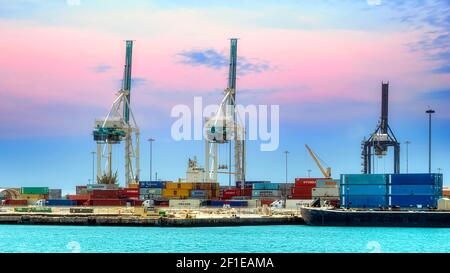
xmin=404 ymin=141 xmax=411 ymax=174
xmin=284 ymin=151 xmax=289 ymax=205
xmin=91 ymin=151 xmax=96 ymax=184
xmin=426 ymin=108 xmax=435 ymax=173
xmin=148 ymin=138 xmax=155 ymax=181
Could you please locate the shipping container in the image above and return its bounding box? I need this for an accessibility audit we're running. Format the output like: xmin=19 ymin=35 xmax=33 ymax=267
xmin=341 ymin=174 xmax=387 ymax=185
xmin=389 ymin=195 xmax=437 ymax=208
xmin=2 ymin=199 xmax=28 ymax=206
xmin=252 ymin=183 xmax=279 ymax=190
xmin=89 ymin=199 xmax=126 ymax=206
xmin=169 ymin=199 xmax=202 ymax=208
xmin=162 ymin=189 xmax=190 ymax=198
xmin=343 ymin=185 xmax=387 ymax=196
xmin=48 ymin=189 xmax=62 ymax=199
xmin=295 ymin=178 xmax=319 ymax=187
xmin=390 ymin=185 xmax=436 ymax=196
xmin=316 ymin=180 xmax=339 ymax=188
xmin=45 ymin=199 xmax=76 ymax=206
xmin=236 ymin=181 xmax=267 ymax=189
xmin=190 ymin=190 xmax=208 ymax=198
xmin=207 ymin=200 xmax=247 ymax=207
xmin=341 ymin=195 xmax=387 ymax=208
xmin=438 ymin=198 xmax=450 ymax=211
xmin=139 ymin=181 xmax=166 ymax=189
xmin=312 ymin=187 xmax=339 ymax=197
xmin=140 ymin=188 xmax=162 ymax=195
xmin=67 ymin=194 xmax=90 ymax=201
xmin=165 ymin=182 xmax=194 ymax=190
xmin=444 ymin=189 xmax=450 ymax=197
xmin=128 ymin=183 xmax=139 ymax=189
xmin=20 ymin=194 xmax=48 ymax=200
xmin=389 ymin=173 xmax=442 ymax=186
xmin=21 ymin=187 xmax=49 ymax=195
xmin=285 ymin=199 xmax=314 ymax=209
xmin=90 ymin=189 xmax=120 ymax=199
xmin=87 ymin=184 xmax=118 ymax=190
xmin=252 ymin=190 xmax=282 ymax=197
xmin=76 ymin=186 xmax=87 ymax=195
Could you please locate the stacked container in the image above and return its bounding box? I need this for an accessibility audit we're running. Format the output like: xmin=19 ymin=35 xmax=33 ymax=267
xmin=388 ymin=173 xmax=442 ymax=208
xmin=139 ymin=181 xmax=166 ymax=200
xmin=290 ymin=178 xmax=322 ymax=199
xmin=20 ymin=187 xmax=49 ymax=205
xmin=340 ymin=174 xmax=388 ymax=209
xmin=49 ymin=189 xmax=62 ymax=199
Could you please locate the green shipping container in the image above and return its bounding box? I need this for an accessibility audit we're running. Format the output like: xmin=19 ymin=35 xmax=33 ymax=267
xmin=14 ymin=207 xmax=30 ymax=212
xmin=341 ymin=174 xmax=387 ymax=185
xmin=29 ymin=207 xmax=52 ymax=213
xmin=21 ymin=187 xmax=49 ymax=195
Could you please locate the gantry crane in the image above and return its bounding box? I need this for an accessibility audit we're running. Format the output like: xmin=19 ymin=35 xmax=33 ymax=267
xmin=93 ymin=40 xmax=140 ymax=186
xmin=361 ymin=82 xmax=400 ymax=174
xmin=305 ymin=144 xmax=332 ymax=178
xmin=204 ymin=38 xmax=246 ymax=186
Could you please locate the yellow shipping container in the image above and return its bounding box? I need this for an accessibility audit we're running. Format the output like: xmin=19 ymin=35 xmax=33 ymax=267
xmin=128 ymin=183 xmax=139 ymax=189
xmin=20 ymin=194 xmax=47 ymax=200
xmin=165 ymin=182 xmax=193 ymax=190
xmin=162 ymin=189 xmax=190 ymax=198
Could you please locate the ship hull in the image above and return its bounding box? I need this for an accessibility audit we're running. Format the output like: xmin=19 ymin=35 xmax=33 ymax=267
xmin=301 ymin=207 xmax=450 ymax=227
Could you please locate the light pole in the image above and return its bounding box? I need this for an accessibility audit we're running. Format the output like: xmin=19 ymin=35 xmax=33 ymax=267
xmin=148 ymin=138 xmax=155 ymax=181
xmin=307 ymin=169 xmax=312 ymax=178
xmin=91 ymin=151 xmax=96 ymax=184
xmin=405 ymin=141 xmax=411 ymax=174
xmin=426 ymin=108 xmax=435 ymax=173
xmin=284 ymin=151 xmax=289 ymax=205
xmin=437 ymin=168 xmax=442 ymax=174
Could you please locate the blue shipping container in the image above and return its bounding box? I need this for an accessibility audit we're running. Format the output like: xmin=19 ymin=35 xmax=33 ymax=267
xmin=390 ymin=185 xmax=436 ymax=196
xmin=390 ymin=195 xmax=437 ymax=208
xmin=342 ymin=195 xmax=387 ymax=208
xmin=389 ymin=173 xmax=442 ymax=186
xmin=139 ymin=181 xmax=166 ymax=188
xmin=208 ymin=200 xmax=248 ymax=207
xmin=191 ymin=190 xmax=208 ymax=197
xmin=344 ymin=185 xmax=387 ymax=196
xmin=45 ymin=199 xmax=76 ymax=206
xmin=341 ymin=174 xmax=387 ymax=185
xmin=252 ymin=183 xmax=280 ymax=190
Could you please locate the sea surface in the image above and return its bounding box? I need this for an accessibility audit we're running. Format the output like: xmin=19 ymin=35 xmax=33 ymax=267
xmin=0 ymin=225 xmax=449 ymax=253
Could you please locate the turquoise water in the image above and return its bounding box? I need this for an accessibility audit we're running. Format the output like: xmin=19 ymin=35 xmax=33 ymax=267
xmin=0 ymin=225 xmax=449 ymax=253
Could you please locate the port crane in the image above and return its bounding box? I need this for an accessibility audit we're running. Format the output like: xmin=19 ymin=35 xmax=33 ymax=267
xmin=204 ymin=39 xmax=246 ymax=186
xmin=93 ymin=41 xmax=140 ymax=186
xmin=305 ymin=144 xmax=332 ymax=178
xmin=361 ymin=82 xmax=400 ymax=174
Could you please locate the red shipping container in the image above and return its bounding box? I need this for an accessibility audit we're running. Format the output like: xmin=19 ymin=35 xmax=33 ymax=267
xmin=67 ymin=194 xmax=90 ymax=201
xmin=121 ymin=189 xmax=139 ymax=195
xmin=2 ymin=199 xmax=28 ymax=206
xmin=90 ymin=199 xmax=125 ymax=206
xmin=90 ymin=189 xmax=120 ymax=199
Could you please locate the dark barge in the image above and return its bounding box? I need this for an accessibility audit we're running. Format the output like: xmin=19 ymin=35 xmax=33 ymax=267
xmin=301 ymin=207 xmax=450 ymax=227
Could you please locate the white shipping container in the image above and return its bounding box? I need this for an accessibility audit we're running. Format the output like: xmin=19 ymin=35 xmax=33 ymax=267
xmin=312 ymin=187 xmax=339 ymax=197
xmin=285 ymin=199 xmax=314 ymax=209
xmin=246 ymin=199 xmax=261 ymax=208
xmin=169 ymin=199 xmax=202 ymax=208
xmin=438 ymin=198 xmax=450 ymax=211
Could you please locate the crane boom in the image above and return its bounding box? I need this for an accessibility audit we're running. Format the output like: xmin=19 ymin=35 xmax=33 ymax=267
xmin=305 ymin=144 xmax=331 ymax=178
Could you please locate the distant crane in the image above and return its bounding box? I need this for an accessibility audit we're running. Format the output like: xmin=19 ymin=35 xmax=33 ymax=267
xmin=93 ymin=41 xmax=140 ymax=186
xmin=305 ymin=144 xmax=332 ymax=178
xmin=361 ymin=82 xmax=400 ymax=174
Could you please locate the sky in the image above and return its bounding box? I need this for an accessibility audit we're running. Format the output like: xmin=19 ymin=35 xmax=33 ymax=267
xmin=0 ymin=0 xmax=449 ymax=193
